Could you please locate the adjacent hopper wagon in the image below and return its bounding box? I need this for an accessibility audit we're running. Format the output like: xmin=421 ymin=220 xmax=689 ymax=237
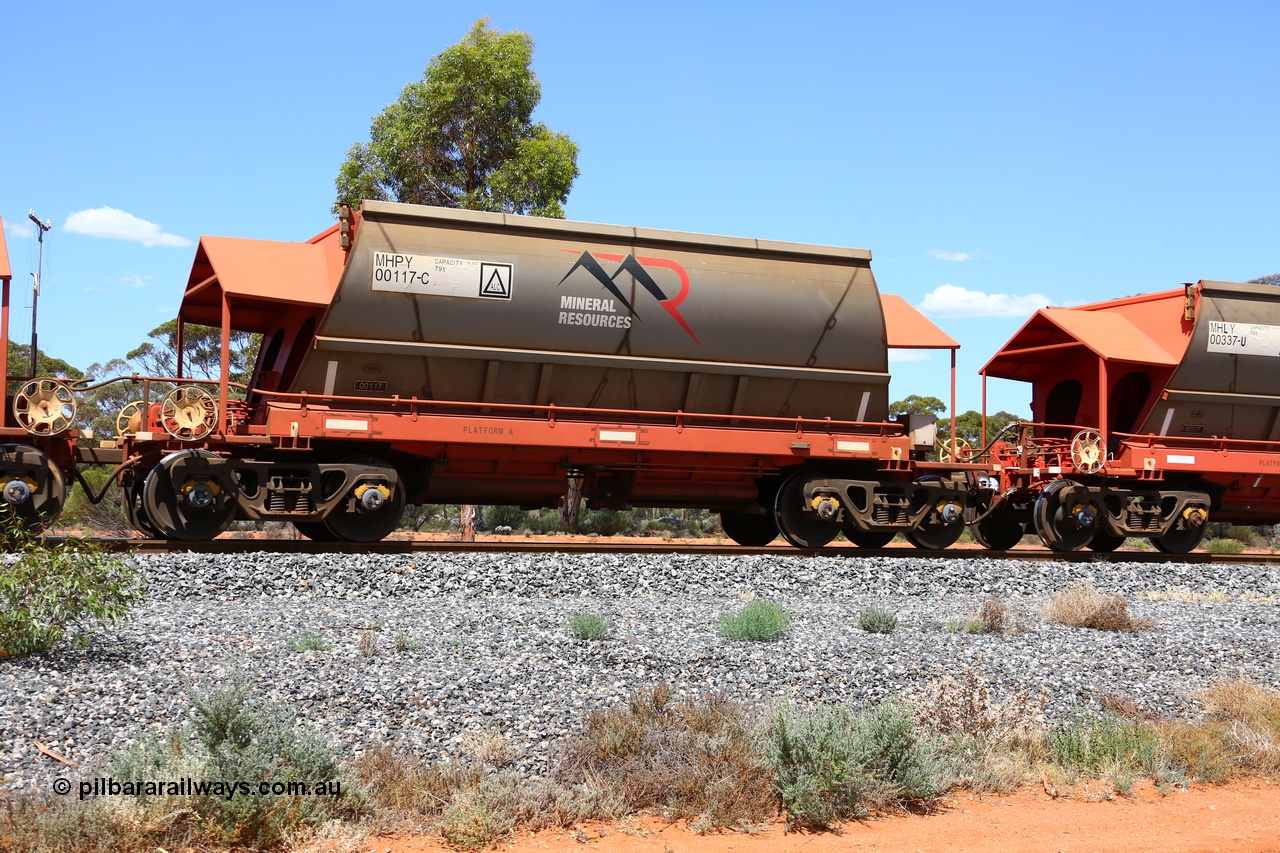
xmin=971 ymin=280 xmax=1280 ymax=552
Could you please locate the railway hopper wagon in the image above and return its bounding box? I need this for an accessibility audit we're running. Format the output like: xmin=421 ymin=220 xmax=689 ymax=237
xmin=971 ymin=280 xmax=1280 ymax=552
xmin=0 ymin=203 xmax=972 ymax=546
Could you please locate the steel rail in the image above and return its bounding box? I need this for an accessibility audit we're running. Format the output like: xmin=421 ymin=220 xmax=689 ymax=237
xmin=38 ymin=536 xmax=1280 ymax=565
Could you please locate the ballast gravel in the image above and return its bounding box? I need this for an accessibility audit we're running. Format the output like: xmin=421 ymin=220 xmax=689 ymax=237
xmin=3 ymin=549 xmax=1278 ymax=794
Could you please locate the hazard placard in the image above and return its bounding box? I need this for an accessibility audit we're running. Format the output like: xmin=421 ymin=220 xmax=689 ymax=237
xmin=479 ymin=263 xmax=513 ymax=299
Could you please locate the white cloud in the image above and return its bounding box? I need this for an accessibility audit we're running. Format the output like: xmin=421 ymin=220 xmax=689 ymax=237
xmin=928 ymin=249 xmax=973 ymax=262
xmin=64 ymin=207 xmax=192 ymax=248
xmin=887 ymin=350 xmax=933 ymax=363
xmin=919 ymin=284 xmax=1053 ymax=319
xmin=116 ymin=272 xmax=152 ymax=288
xmin=4 ymin=218 xmax=36 ymax=240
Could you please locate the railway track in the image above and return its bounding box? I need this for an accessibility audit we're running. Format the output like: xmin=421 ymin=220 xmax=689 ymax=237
xmin=43 ymin=535 xmax=1280 ymax=565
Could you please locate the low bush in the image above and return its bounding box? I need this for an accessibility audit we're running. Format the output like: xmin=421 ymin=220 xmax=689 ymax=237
xmin=1204 ymin=538 xmax=1246 ymax=554
xmin=560 ymin=685 xmax=775 ymax=831
xmin=287 ymin=629 xmax=331 ymax=652
xmin=914 ymin=667 xmax=1044 ymax=746
xmin=0 ymin=526 xmax=142 ymax=658
xmin=579 ymin=509 xmax=633 ymax=537
xmin=1042 ymin=581 xmax=1152 ymax=631
xmin=569 ymin=611 xmax=609 ymax=641
xmin=719 ymin=600 xmax=790 ymax=641
xmin=858 ymin=605 xmax=898 ymax=634
xmin=1048 ymin=711 xmax=1163 ymax=777
xmin=947 ymin=598 xmax=1016 ymax=635
xmin=482 ymin=505 xmax=528 ymax=531
xmin=8 ymin=683 xmax=359 ymax=851
xmin=768 ymin=699 xmax=938 ymax=829
xmin=1224 ymin=525 xmax=1262 ymax=547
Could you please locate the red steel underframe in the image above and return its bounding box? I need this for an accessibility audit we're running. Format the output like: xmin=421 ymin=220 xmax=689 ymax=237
xmin=249 ymin=391 xmax=917 ymax=473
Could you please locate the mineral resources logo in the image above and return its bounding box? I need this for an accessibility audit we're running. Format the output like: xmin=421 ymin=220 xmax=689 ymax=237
xmin=557 ymin=251 xmax=700 ymax=344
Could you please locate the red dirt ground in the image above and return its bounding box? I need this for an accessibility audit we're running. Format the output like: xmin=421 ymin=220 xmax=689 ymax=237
xmin=368 ymin=780 xmax=1280 ymax=853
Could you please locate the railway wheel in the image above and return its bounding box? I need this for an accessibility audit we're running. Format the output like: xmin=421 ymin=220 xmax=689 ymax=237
xmin=142 ymin=450 xmax=238 ymax=541
xmin=719 ymin=510 xmax=779 ymax=546
xmin=970 ymin=512 xmax=1025 ymax=551
xmin=124 ymin=476 xmax=162 ymax=539
xmin=0 ymin=444 xmax=68 ymax=532
xmin=773 ymin=473 xmax=841 ymax=549
xmin=322 ymin=456 xmax=405 ymax=543
xmin=1088 ymin=532 xmax=1126 ymax=552
xmin=904 ymin=477 xmax=965 ymax=550
xmin=293 ymin=521 xmax=341 ymax=542
xmin=843 ymin=527 xmax=896 ymax=548
xmin=1150 ymin=525 xmax=1208 ymax=555
xmin=1033 ymin=479 xmax=1097 ymax=552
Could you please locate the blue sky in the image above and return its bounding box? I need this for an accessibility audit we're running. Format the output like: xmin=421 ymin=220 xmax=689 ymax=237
xmin=2 ymin=1 xmax=1276 ymax=417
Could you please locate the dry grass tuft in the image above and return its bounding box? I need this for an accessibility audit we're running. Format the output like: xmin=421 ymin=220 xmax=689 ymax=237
xmin=559 ymin=685 xmax=776 ymax=832
xmin=1043 ymin=582 xmax=1153 ymax=631
xmin=1098 ymin=693 xmax=1160 ymax=721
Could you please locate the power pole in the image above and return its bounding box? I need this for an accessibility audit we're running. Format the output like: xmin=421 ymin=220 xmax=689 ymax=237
xmin=27 ymin=210 xmax=51 ymax=378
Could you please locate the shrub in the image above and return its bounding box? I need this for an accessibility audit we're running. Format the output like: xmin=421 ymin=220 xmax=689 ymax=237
xmin=1049 ymin=711 xmax=1163 ymax=777
xmin=560 ymin=685 xmax=775 ymax=831
xmin=1204 ymin=538 xmax=1245 ymax=554
xmin=482 ymin=505 xmax=528 ymax=531
xmin=914 ymin=667 xmax=1044 ymax=746
xmin=569 ymin=611 xmax=609 ymax=641
xmin=54 ymin=466 xmax=132 ymax=533
xmin=580 ymin=509 xmax=633 ymax=537
xmin=393 ymin=631 xmax=423 ymax=652
xmin=10 ymin=684 xmax=358 ymax=851
xmin=719 ymin=600 xmax=790 ymax=641
xmin=768 ymin=699 xmax=938 ymax=829
xmin=1225 ymin=525 xmax=1261 ymax=547
xmin=287 ymin=629 xmax=331 ymax=652
xmin=947 ymin=598 xmax=1017 ymax=635
xmin=1043 ymin=581 xmax=1152 ymax=631
xmin=858 ymin=605 xmax=898 ymax=634
xmin=0 ymin=527 xmax=142 ymax=658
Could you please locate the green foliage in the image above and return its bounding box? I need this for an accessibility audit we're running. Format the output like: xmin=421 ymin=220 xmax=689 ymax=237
xmin=393 ymin=631 xmax=424 ymax=652
xmin=718 ymin=600 xmax=791 ymax=642
xmin=579 ymin=509 xmax=633 ymax=536
xmin=857 ymin=605 xmax=898 ymax=634
xmin=125 ymin=319 xmax=260 ymax=384
xmin=1203 ymin=538 xmax=1246 ymax=554
xmin=5 ymin=341 xmax=82 ymax=387
xmin=1249 ymin=273 xmax=1280 ymax=286
xmin=0 ymin=525 xmax=142 ymax=658
xmin=1049 ymin=712 xmax=1163 ymax=776
xmin=568 ymin=611 xmax=609 ymax=641
xmin=57 ymin=466 xmax=131 ymax=532
xmin=889 ymin=395 xmax=946 ymax=421
xmin=482 ymin=504 xmax=528 ymax=530
xmin=287 ymin=630 xmax=331 ymax=652
xmin=336 ymin=18 xmax=579 ymax=218
xmin=938 ymin=409 xmax=1024 ymax=446
xmin=106 ymin=683 xmax=355 ymax=849
xmin=768 ymin=700 xmax=938 ymax=829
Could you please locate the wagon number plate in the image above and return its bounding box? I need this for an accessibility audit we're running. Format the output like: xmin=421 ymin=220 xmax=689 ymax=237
xmin=371 ymin=252 xmax=512 ymax=300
